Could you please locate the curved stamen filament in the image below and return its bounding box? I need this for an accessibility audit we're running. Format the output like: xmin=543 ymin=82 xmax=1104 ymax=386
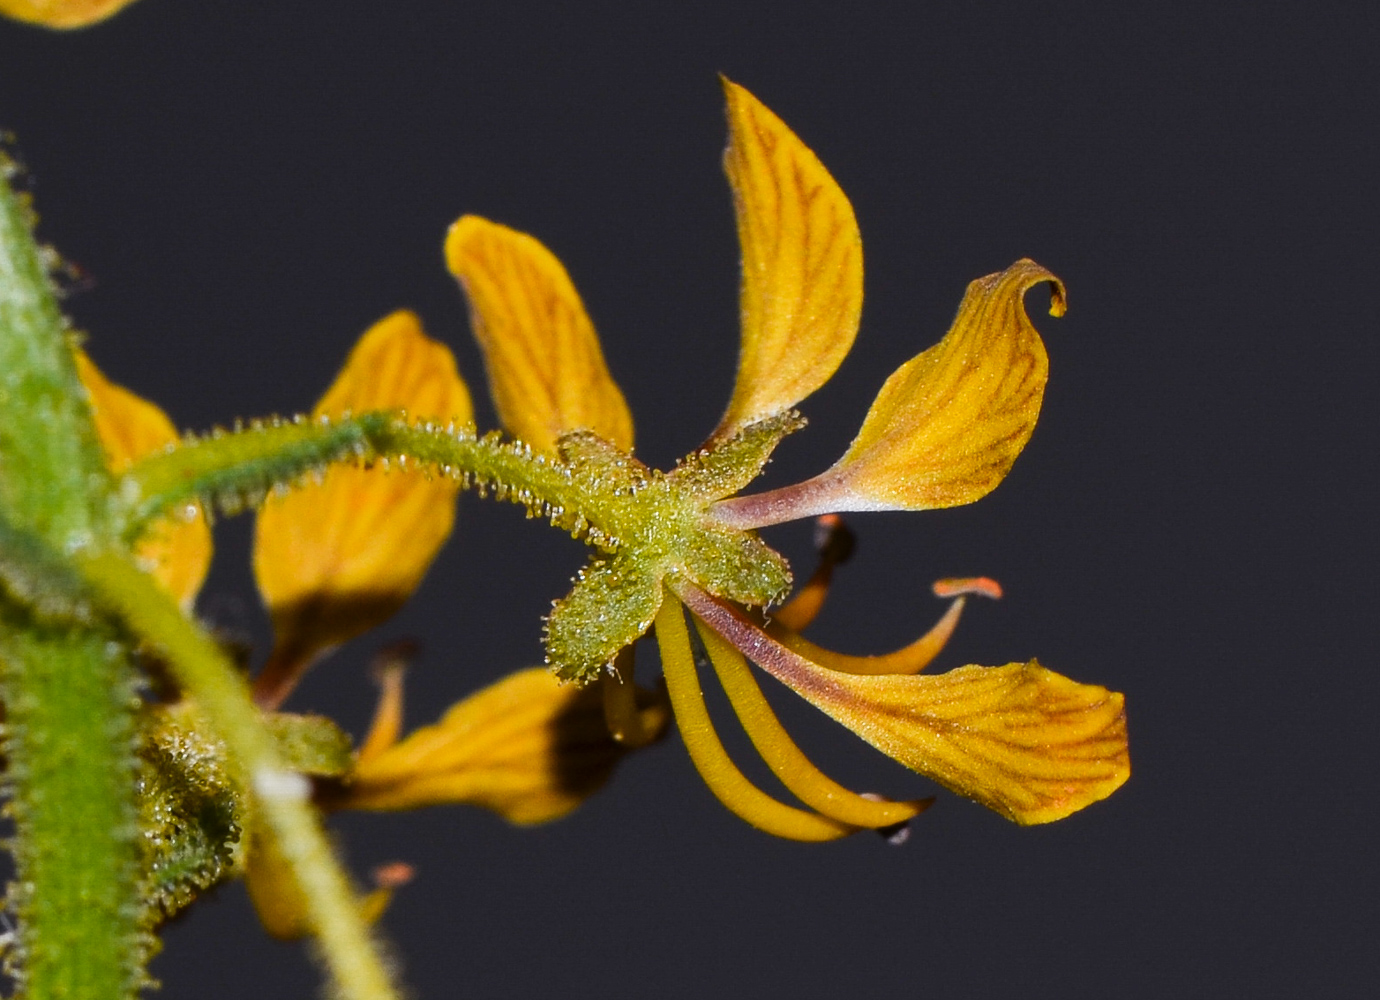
xmin=601 ymin=646 xmax=659 ymax=748
xmin=653 ymin=592 xmax=855 ymax=842
xmin=768 ymin=577 xmax=1002 ymax=676
xmin=692 ymin=616 xmax=929 ymax=828
xmin=769 ymin=599 xmax=964 ymax=676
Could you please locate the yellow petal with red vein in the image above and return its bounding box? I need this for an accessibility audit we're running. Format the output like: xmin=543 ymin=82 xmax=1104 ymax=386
xmin=0 ymin=0 xmax=139 ymax=28
xmin=783 ymin=658 xmax=1128 ymax=824
xmin=710 ymin=78 xmax=863 ymax=443
xmin=252 ymin=311 xmax=471 ymax=704
xmin=74 ymin=348 xmax=211 ymax=612
xmin=675 ymin=583 xmax=1126 ymax=824
xmin=826 ymin=258 xmax=1063 ymax=511
xmin=445 ymin=215 xmax=633 ymax=453
xmin=339 ymin=667 xmax=667 ymax=824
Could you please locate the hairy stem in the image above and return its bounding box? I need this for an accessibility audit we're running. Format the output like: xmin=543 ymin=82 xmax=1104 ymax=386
xmin=76 ymin=550 xmax=401 ymax=1000
xmin=0 ymin=167 xmax=141 ymax=998
xmin=0 ymin=620 xmax=142 ymax=1000
xmin=123 ymin=417 xmax=628 ymax=551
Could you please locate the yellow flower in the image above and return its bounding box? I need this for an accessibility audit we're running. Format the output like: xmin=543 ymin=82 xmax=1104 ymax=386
xmin=444 ymin=78 xmax=1128 ymax=838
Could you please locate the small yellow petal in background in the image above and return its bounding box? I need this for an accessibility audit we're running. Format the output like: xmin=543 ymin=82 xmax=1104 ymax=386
xmin=0 ymin=0 xmax=138 ymax=29
xmin=243 ymin=823 xmax=313 ymax=940
xmin=827 ymin=259 xmax=1063 ymax=511
xmin=246 ymin=829 xmax=408 ymax=940
xmin=710 ymin=78 xmax=863 ymax=443
xmin=252 ymin=311 xmax=472 ymax=708
xmin=74 ymin=348 xmax=211 ymax=613
xmin=445 ymin=215 xmax=633 ymax=453
xmin=338 ymin=667 xmax=667 ymax=824
xmin=677 ymin=582 xmax=1126 ymax=825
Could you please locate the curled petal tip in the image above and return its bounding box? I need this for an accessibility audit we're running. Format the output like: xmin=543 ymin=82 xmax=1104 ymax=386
xmin=825 ymin=258 xmax=1061 ymax=513
xmin=715 ymin=258 xmax=1063 ymax=530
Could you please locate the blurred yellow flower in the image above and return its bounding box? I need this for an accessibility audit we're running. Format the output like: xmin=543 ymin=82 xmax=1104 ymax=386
xmin=0 ymin=0 xmax=139 ymax=29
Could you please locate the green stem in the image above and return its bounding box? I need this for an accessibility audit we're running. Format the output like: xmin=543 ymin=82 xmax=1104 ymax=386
xmin=123 ymin=416 xmax=628 ymax=551
xmin=76 ymin=549 xmax=401 ymax=1000
xmin=0 ymin=166 xmax=140 ymax=998
xmin=118 ymin=413 xmax=390 ymax=528
xmin=379 ymin=422 xmax=616 ymax=543
xmin=0 ymin=620 xmax=143 ymax=1000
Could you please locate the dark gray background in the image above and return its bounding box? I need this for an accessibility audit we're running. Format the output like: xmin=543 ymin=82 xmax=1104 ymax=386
xmin=2 ymin=2 xmax=1375 ymax=997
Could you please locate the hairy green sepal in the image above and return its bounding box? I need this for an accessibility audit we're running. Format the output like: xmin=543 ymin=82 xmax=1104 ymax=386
xmin=136 ymin=703 xmax=354 ymax=927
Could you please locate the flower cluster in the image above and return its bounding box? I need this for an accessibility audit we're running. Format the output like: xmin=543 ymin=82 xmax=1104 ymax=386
xmin=74 ymin=78 xmax=1127 ymax=933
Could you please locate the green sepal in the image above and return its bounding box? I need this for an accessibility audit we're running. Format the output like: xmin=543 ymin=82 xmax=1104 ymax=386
xmin=136 ymin=704 xmax=244 ymax=927
xmin=556 ymin=429 xmax=652 ymax=495
xmin=133 ymin=704 xmax=354 ymax=931
xmin=681 ymin=526 xmax=793 ymax=610
xmin=265 ymin=711 xmax=354 ymax=777
xmin=545 ymin=554 xmax=663 ymax=682
xmin=669 ymin=411 xmax=805 ymax=501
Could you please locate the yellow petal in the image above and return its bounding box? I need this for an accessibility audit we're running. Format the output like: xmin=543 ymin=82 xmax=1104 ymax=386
xmin=710 ymin=78 xmax=863 ymax=443
xmin=444 ymin=215 xmax=633 ymax=453
xmin=245 ymin=829 xmax=407 ymax=941
xmin=829 ymin=259 xmax=1063 ymax=511
xmin=243 ymin=823 xmax=313 ymax=940
xmin=74 ymin=348 xmax=211 ymax=612
xmin=339 ymin=667 xmax=668 ymax=824
xmin=252 ymin=311 xmax=472 ymax=708
xmin=0 ymin=0 xmax=138 ymax=28
xmin=677 ymin=582 xmax=1127 ymax=825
